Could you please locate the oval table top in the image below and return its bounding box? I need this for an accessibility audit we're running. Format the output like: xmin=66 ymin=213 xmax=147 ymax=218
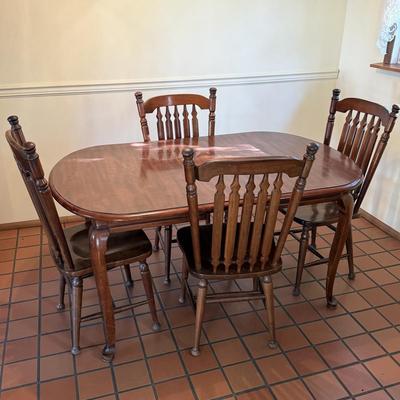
xmin=49 ymin=132 xmax=363 ymax=223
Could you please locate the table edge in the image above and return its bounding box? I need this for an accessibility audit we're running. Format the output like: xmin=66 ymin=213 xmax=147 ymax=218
xmin=49 ymin=131 xmax=363 ymax=223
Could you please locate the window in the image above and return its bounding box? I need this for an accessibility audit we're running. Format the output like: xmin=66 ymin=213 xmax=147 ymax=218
xmin=371 ymin=0 xmax=400 ymax=73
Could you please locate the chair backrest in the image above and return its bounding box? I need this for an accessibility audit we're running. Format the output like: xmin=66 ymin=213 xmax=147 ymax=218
xmin=182 ymin=143 xmax=319 ymax=273
xmin=135 ymin=88 xmax=217 ymax=142
xmin=6 ymin=116 xmax=74 ymax=272
xmin=323 ymin=89 xmax=399 ymax=214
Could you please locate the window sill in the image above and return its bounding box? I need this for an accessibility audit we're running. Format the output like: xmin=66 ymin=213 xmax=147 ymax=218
xmin=370 ymin=62 xmax=400 ymax=73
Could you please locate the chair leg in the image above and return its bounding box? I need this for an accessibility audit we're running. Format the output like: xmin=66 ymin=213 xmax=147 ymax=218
xmin=205 ymin=213 xmax=211 ymax=225
xmin=191 ymin=279 xmax=207 ymax=357
xmin=262 ymin=275 xmax=277 ymax=349
xmin=71 ymin=277 xmax=83 ymax=355
xmin=123 ymin=264 xmax=134 ymax=287
xmin=153 ymin=226 xmax=161 ymax=251
xmin=311 ymin=225 xmax=317 ymax=248
xmin=57 ymin=274 xmax=66 ymax=311
xmin=293 ymin=225 xmax=310 ymax=296
xmin=346 ymin=224 xmax=355 ymax=280
xmin=164 ymin=225 xmax=172 ymax=285
xmin=140 ymin=262 xmax=161 ymax=331
xmin=179 ymin=257 xmax=189 ymax=304
xmin=252 ymin=277 xmax=260 ymax=291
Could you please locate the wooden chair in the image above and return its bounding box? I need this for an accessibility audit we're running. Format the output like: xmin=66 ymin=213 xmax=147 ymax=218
xmin=289 ymin=90 xmax=399 ymax=296
xmin=177 ymin=143 xmax=318 ymax=356
xmin=135 ymin=88 xmax=217 ymax=285
xmin=6 ymin=116 xmax=160 ymax=356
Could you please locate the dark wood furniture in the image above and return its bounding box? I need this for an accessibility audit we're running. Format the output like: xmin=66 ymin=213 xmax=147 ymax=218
xmin=135 ymin=88 xmax=217 ymax=285
xmin=371 ymin=32 xmax=400 ymax=73
xmin=6 ymin=116 xmax=160 ymax=358
xmin=49 ymin=131 xmax=363 ymax=360
xmin=289 ymin=90 xmax=399 ymax=296
xmin=178 ymin=144 xmax=318 ymax=355
xmin=371 ymin=62 xmax=400 ymax=73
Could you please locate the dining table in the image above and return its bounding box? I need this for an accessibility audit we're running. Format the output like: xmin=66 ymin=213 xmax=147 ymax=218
xmin=49 ymin=131 xmax=363 ymax=360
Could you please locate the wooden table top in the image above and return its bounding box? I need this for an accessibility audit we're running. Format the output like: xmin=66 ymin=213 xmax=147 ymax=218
xmin=49 ymin=132 xmax=363 ymax=223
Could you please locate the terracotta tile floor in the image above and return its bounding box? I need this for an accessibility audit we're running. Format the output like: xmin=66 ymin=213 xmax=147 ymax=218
xmin=0 ymin=217 xmax=400 ymax=399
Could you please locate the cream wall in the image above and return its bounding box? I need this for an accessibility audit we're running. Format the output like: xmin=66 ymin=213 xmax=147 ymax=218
xmin=337 ymin=0 xmax=400 ymax=230
xmin=0 ymin=0 xmax=347 ymax=223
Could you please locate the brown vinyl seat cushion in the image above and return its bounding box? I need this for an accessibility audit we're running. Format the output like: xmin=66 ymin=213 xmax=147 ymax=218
xmin=64 ymin=224 xmax=152 ymax=273
xmin=292 ymin=202 xmax=341 ymax=225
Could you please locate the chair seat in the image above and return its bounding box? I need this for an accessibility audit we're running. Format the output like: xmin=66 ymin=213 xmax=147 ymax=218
xmin=177 ymin=224 xmax=281 ymax=279
xmin=64 ymin=224 xmax=152 ymax=275
xmin=292 ymin=202 xmax=340 ymax=225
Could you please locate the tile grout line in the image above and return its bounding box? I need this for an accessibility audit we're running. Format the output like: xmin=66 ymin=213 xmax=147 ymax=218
xmin=283 ymin=227 xmax=400 ymax=397
xmin=37 ymin=226 xmax=43 ymax=399
xmin=170 ymin=247 xmax=318 ymax=398
xmin=150 ymin=257 xmax=202 ymax=400
xmin=279 ymin=227 xmax=397 ymax=397
xmin=120 ymin=262 xmax=160 ymax=400
xmin=207 ymin=277 xmax=281 ymax=400
xmin=1 ymin=272 xmax=399 ymax=369
xmin=0 ymin=229 xmax=18 ymax=395
xmin=107 ymin=266 xmax=126 ymax=400
xmin=260 ymin=229 xmax=365 ymax=397
xmin=1 ymin=221 xmax=400 ymax=397
xmin=227 ymin=277 xmax=319 ymax=400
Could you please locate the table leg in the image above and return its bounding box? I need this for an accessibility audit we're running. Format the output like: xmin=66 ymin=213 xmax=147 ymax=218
xmin=326 ymin=192 xmax=354 ymax=308
xmin=89 ymin=224 xmax=115 ymax=362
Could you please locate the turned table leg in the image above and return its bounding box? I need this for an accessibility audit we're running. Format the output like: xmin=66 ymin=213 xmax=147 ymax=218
xmin=89 ymin=223 xmax=115 ymax=362
xmin=326 ymin=193 xmax=354 ymax=308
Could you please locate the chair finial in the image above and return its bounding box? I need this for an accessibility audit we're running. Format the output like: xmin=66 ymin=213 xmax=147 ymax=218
xmin=332 ymin=89 xmax=341 ymax=99
xmin=305 ymin=142 xmax=319 ymax=160
xmin=7 ymin=115 xmax=19 ymax=127
xmin=391 ymin=104 xmax=399 ymax=116
xmin=182 ymin=147 xmax=195 ymax=160
xmin=135 ymin=91 xmax=143 ymax=101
